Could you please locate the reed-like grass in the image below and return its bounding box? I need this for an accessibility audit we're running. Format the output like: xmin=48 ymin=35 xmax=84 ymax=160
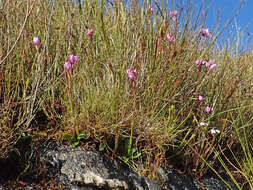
xmin=0 ymin=0 xmax=252 ymax=188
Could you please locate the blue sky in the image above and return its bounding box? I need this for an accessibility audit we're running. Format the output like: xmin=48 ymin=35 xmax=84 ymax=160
xmin=151 ymin=0 xmax=253 ymax=50
xmin=192 ymin=0 xmax=253 ymax=50
xmin=199 ymin=0 xmax=253 ymax=32
xmin=80 ymin=0 xmax=253 ymax=50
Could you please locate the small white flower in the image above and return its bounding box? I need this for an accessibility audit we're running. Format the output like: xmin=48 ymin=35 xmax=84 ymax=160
xmin=210 ymin=128 xmax=220 ymax=134
xmin=200 ymin=122 xmax=208 ymax=126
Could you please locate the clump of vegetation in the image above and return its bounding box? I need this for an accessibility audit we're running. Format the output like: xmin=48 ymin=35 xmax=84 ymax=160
xmin=0 ymin=0 xmax=252 ymax=189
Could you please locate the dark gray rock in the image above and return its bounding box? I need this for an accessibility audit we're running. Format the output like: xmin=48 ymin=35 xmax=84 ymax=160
xmin=156 ymin=167 xmax=238 ymax=190
xmin=200 ymin=177 xmax=237 ymax=190
xmin=42 ymin=145 xmax=238 ymax=190
xmin=156 ymin=167 xmax=198 ymax=190
xmin=42 ymin=145 xmax=162 ymax=190
xmin=165 ymin=171 xmax=199 ymax=190
xmin=1 ymin=143 xmax=238 ymax=190
xmin=0 ymin=187 xmax=9 ymax=190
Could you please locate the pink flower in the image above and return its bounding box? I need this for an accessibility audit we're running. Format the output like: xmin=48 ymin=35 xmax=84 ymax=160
xmin=64 ymin=61 xmax=73 ymax=70
xmin=205 ymin=60 xmax=213 ymax=68
xmin=18 ymin=181 xmax=25 ymax=185
xmin=167 ymin=33 xmax=175 ymax=42
xmin=195 ymin=60 xmax=206 ymax=67
xmin=127 ymin=69 xmax=137 ymax=81
xmin=205 ymin=60 xmax=217 ymax=71
xmin=201 ymin=28 xmax=210 ymax=38
xmin=169 ymin=10 xmax=177 ymax=17
xmin=205 ymin=106 xmax=213 ymax=113
xmin=88 ymin=29 xmax=94 ymax=39
xmin=33 ymin=37 xmax=40 ymax=46
xmin=209 ymin=64 xmax=217 ymax=71
xmin=68 ymin=55 xmax=79 ymax=65
xmin=150 ymin=5 xmax=154 ymax=14
xmin=197 ymin=95 xmax=204 ymax=102
xmin=108 ymin=62 xmax=113 ymax=69
xmin=147 ymin=2 xmax=154 ymax=14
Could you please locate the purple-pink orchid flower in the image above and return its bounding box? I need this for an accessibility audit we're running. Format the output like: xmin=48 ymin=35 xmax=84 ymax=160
xmin=169 ymin=10 xmax=178 ymax=17
xmin=33 ymin=37 xmax=40 ymax=46
xmin=197 ymin=95 xmax=204 ymax=103
xmin=205 ymin=60 xmax=217 ymax=71
xmin=150 ymin=5 xmax=154 ymax=14
xmin=205 ymin=106 xmax=213 ymax=113
xmin=127 ymin=69 xmax=137 ymax=81
xmin=201 ymin=28 xmax=210 ymax=38
xmin=195 ymin=60 xmax=207 ymax=67
xmin=88 ymin=29 xmax=94 ymax=39
xmin=195 ymin=60 xmax=217 ymax=71
xmin=68 ymin=55 xmax=79 ymax=65
xmin=167 ymin=33 xmax=175 ymax=42
xmin=64 ymin=61 xmax=73 ymax=70
xmin=64 ymin=54 xmax=79 ymax=70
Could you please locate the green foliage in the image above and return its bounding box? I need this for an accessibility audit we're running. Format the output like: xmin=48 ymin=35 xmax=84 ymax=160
xmin=62 ymin=131 xmax=86 ymax=147
xmin=122 ymin=121 xmax=142 ymax=163
xmin=123 ymin=138 xmax=142 ymax=163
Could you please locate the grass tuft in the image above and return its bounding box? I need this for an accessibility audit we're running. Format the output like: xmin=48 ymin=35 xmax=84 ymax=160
xmin=0 ymin=0 xmax=252 ymax=188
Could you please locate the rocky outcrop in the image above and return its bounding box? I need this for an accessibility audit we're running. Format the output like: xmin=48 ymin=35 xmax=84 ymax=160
xmin=0 ymin=143 xmax=237 ymax=190
xmin=42 ymin=145 xmax=162 ymax=190
xmin=42 ymin=145 xmax=236 ymax=190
